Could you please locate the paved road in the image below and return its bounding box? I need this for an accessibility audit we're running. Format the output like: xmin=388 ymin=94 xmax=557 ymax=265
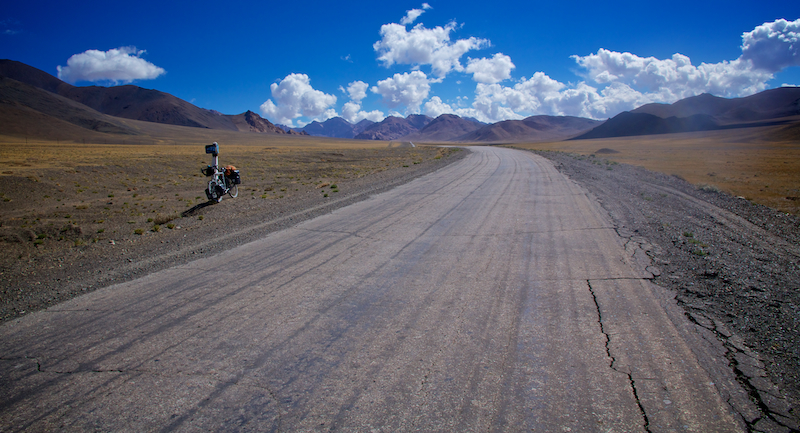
xmin=1 ymin=147 xmax=742 ymax=431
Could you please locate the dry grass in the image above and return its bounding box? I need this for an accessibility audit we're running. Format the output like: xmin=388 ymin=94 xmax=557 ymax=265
xmin=511 ymin=125 xmax=800 ymax=215
xmin=0 ymin=132 xmax=450 ymax=258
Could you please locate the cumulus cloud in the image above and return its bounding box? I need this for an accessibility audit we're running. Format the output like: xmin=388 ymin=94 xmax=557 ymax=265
xmin=342 ymin=101 xmax=385 ymax=123
xmin=344 ymin=80 xmax=369 ymax=101
xmin=400 ymin=3 xmax=432 ymax=26
xmin=572 ymin=49 xmax=772 ymax=99
xmin=260 ymin=73 xmax=337 ymax=126
xmin=339 ymin=80 xmax=386 ymax=123
xmin=466 ymin=53 xmax=515 ymax=84
xmin=371 ymin=70 xmax=431 ymax=113
xmin=740 ymin=18 xmax=800 ymax=72
xmin=458 ymin=18 xmax=800 ymax=122
xmin=423 ymin=96 xmax=454 ymax=118
xmin=56 ymin=47 xmax=165 ymax=84
xmin=373 ymin=20 xmax=490 ymax=77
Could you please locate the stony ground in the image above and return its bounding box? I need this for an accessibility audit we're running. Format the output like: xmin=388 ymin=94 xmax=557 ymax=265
xmin=530 ymin=149 xmax=800 ymax=432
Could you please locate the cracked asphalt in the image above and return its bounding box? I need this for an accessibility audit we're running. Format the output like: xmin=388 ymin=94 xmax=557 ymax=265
xmin=0 ymin=146 xmax=746 ymax=431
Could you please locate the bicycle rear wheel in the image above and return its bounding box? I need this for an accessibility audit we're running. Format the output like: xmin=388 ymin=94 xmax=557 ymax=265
xmin=228 ymin=184 xmax=238 ymax=198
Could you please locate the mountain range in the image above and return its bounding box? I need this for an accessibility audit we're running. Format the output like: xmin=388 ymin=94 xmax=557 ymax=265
xmin=574 ymin=88 xmax=800 ymax=140
xmin=0 ymin=59 xmax=303 ymax=137
xmin=2 ymin=58 xmax=798 ymax=143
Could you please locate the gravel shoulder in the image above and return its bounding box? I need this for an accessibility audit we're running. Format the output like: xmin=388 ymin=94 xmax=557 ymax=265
xmin=529 ymin=148 xmax=800 ymax=431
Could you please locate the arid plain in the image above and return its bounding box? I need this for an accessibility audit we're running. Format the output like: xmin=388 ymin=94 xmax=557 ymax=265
xmin=513 ymin=121 xmax=800 ymax=215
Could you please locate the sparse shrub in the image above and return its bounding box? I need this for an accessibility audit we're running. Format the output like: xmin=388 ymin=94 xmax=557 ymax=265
xmin=153 ymin=213 xmax=178 ymax=225
xmin=198 ymin=215 xmax=204 ymax=220
xmin=134 ymin=228 xmax=144 ymax=235
xmin=166 ymin=223 xmax=175 ymax=229
xmin=683 ymin=232 xmax=694 ymax=238
xmin=97 ymin=228 xmax=104 ymax=233
xmin=36 ymin=233 xmax=47 ymax=239
xmin=152 ymin=224 xmax=161 ymax=232
xmin=697 ymin=184 xmax=720 ymax=193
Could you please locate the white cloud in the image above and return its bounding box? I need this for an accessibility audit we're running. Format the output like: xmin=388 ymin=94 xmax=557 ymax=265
xmin=423 ymin=96 xmax=454 ymax=118
xmin=740 ymin=18 xmax=800 ymax=72
xmin=373 ymin=21 xmax=489 ymax=77
xmin=342 ymin=101 xmax=385 ymax=123
xmin=260 ymin=73 xmax=337 ymax=127
xmin=345 ymin=80 xmax=369 ymax=101
xmin=400 ymin=3 xmax=432 ymax=26
xmin=571 ymin=49 xmax=772 ymax=99
xmin=466 ymin=53 xmax=515 ymax=84
xmin=456 ymin=18 xmax=800 ymax=122
xmin=371 ymin=71 xmax=431 ymax=113
xmin=56 ymin=47 xmax=165 ymax=84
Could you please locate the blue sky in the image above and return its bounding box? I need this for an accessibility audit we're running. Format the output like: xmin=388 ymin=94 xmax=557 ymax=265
xmin=2 ymin=1 xmax=799 ymax=127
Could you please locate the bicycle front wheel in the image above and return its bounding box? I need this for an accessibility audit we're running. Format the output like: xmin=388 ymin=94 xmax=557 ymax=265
xmin=228 ymin=184 xmax=238 ymax=198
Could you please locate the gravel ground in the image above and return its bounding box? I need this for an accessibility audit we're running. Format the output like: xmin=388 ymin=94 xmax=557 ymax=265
xmin=531 ymin=149 xmax=800 ymax=432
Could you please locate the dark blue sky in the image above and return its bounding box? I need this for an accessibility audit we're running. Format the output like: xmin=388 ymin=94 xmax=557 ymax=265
xmin=2 ymin=0 xmax=799 ymax=126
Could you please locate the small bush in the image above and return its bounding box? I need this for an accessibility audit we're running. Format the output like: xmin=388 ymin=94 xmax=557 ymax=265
xmin=134 ymin=228 xmax=144 ymax=235
xmin=152 ymin=224 xmax=161 ymax=232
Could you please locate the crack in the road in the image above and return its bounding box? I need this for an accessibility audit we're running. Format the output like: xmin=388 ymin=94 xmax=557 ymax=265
xmin=677 ymin=303 xmax=800 ymax=432
xmin=587 ymin=280 xmax=653 ymax=432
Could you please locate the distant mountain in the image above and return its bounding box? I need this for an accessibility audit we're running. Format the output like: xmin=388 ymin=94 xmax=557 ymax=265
xmin=303 ymin=117 xmax=358 ymax=138
xmin=405 ymin=114 xmax=433 ymax=130
xmin=355 ymin=115 xmax=433 ymax=140
xmin=0 ymin=59 xmax=290 ymax=133
xmin=353 ymin=119 xmax=375 ymax=135
xmin=404 ymin=114 xmax=484 ymax=141
xmin=295 ymin=117 xmax=375 ymax=138
xmin=458 ymin=115 xmax=603 ymax=143
xmin=574 ymin=112 xmax=719 ymax=140
xmin=0 ymin=74 xmax=138 ymax=139
xmin=575 ymin=87 xmax=800 ymax=140
xmin=226 ymin=110 xmax=287 ymax=134
xmin=632 ymin=88 xmax=800 ymax=124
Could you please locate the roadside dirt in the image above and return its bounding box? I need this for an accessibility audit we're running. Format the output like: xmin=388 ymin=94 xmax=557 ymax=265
xmin=531 ymin=149 xmax=800 ymax=432
xmin=0 ymin=146 xmax=464 ymax=323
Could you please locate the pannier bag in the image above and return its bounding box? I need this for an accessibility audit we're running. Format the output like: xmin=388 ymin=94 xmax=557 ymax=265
xmin=201 ymin=165 xmax=214 ymax=176
xmin=226 ymin=169 xmax=241 ymax=185
xmin=205 ymin=143 xmax=219 ymax=156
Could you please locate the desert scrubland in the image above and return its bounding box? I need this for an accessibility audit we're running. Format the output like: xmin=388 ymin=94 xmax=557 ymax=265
xmin=0 ymin=132 xmax=459 ymax=322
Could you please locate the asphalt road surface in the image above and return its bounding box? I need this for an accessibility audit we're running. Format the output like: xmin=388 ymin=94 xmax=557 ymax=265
xmin=0 ymin=147 xmax=744 ymax=431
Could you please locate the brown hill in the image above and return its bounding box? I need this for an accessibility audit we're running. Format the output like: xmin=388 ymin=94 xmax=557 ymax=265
xmin=578 ymin=87 xmax=800 ymax=140
xmin=633 ymin=88 xmax=800 ymax=124
xmin=0 ymin=75 xmax=137 ymax=139
xmin=226 ymin=110 xmax=286 ymax=134
xmin=355 ymin=116 xmax=430 ymax=140
xmin=573 ymin=112 xmax=718 ymax=140
xmin=458 ymin=115 xmax=602 ymax=143
xmin=0 ymin=59 xmax=253 ymax=131
xmin=403 ymin=114 xmax=483 ymax=141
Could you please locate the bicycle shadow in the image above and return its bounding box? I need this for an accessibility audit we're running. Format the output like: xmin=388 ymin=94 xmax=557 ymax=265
xmin=181 ymin=200 xmax=216 ymax=217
